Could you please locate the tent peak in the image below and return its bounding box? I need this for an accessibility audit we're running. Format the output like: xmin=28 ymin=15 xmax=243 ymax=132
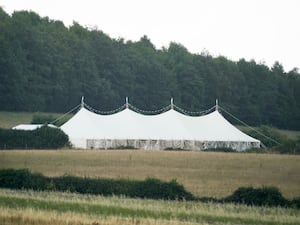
xmin=79 ymin=97 xmax=217 ymax=117
xmin=215 ymin=99 xmax=219 ymax=112
xmin=81 ymin=96 xmax=85 ymax=109
xmin=126 ymin=97 xmax=129 ymax=109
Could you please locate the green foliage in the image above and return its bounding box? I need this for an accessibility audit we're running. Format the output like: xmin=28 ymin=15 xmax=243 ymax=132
xmin=276 ymin=138 xmax=300 ymax=154
xmin=0 ymin=126 xmax=69 ymax=149
xmin=245 ymin=126 xmax=284 ymax=148
xmin=290 ymin=197 xmax=300 ymax=208
xmin=52 ymin=176 xmax=194 ymax=200
xmin=133 ymin=178 xmax=194 ymax=200
xmin=244 ymin=126 xmax=300 ymax=153
xmin=2 ymin=193 xmax=296 ymax=225
xmin=0 ymin=169 xmax=194 ymax=201
xmin=1 ymin=169 xmax=300 ymax=208
xmin=0 ymin=7 xmax=300 ymax=130
xmin=0 ymin=168 xmax=46 ymax=190
xmin=0 ymin=168 xmax=31 ymax=189
xmin=224 ymin=187 xmax=288 ymax=207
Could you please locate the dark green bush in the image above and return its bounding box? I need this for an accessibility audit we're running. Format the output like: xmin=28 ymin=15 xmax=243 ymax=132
xmin=0 ymin=169 xmax=47 ymax=190
xmin=243 ymin=126 xmax=300 ymax=154
xmin=51 ymin=176 xmax=193 ymax=200
xmin=132 ymin=178 xmax=194 ymax=200
xmin=51 ymin=176 xmax=129 ymax=196
xmin=1 ymin=169 xmax=299 ymax=207
xmin=276 ymin=138 xmax=300 ymax=154
xmin=0 ymin=169 xmax=31 ymax=189
xmin=0 ymin=169 xmax=194 ymax=201
xmin=290 ymin=197 xmax=300 ymax=208
xmin=224 ymin=186 xmax=288 ymax=207
xmin=0 ymin=126 xmax=69 ymax=149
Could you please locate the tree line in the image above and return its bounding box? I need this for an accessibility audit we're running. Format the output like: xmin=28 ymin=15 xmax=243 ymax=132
xmin=0 ymin=8 xmax=299 ymax=130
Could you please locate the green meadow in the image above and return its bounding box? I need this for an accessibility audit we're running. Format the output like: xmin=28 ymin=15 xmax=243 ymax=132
xmin=0 ymin=189 xmax=299 ymax=225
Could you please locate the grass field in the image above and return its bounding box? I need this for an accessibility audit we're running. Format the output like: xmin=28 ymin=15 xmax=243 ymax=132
xmin=0 ymin=188 xmax=299 ymax=225
xmin=0 ymin=111 xmax=66 ymax=129
xmin=0 ymin=111 xmax=35 ymax=128
xmin=1 ymin=113 xmax=299 ymax=225
xmin=0 ymin=150 xmax=299 ymax=199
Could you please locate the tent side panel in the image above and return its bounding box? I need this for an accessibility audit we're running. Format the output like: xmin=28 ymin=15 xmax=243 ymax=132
xmin=70 ymin=138 xmax=87 ymax=149
xmin=84 ymin=139 xmax=260 ymax=151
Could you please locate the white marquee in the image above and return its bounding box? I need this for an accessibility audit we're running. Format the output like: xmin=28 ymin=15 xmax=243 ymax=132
xmin=61 ymin=101 xmax=260 ymax=151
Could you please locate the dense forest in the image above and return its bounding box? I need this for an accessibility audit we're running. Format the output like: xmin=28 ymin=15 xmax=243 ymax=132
xmin=0 ymin=8 xmax=299 ymax=130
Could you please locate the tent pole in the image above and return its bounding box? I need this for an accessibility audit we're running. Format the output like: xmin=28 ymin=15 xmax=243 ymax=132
xmin=126 ymin=97 xmax=129 ymax=109
xmin=216 ymin=99 xmax=219 ymax=111
xmin=81 ymin=96 xmax=85 ymax=108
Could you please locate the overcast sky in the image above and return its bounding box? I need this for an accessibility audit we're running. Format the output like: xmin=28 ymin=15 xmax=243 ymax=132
xmin=1 ymin=0 xmax=299 ymax=72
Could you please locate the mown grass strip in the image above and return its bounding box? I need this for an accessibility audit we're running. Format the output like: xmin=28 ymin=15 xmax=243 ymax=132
xmin=0 ymin=195 xmax=297 ymax=225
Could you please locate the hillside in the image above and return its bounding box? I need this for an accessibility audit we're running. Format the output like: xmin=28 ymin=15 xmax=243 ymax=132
xmin=0 ymin=7 xmax=300 ymax=130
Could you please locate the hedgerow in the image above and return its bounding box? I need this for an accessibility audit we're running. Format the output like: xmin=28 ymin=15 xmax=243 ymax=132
xmin=0 ymin=126 xmax=69 ymax=149
xmin=0 ymin=169 xmax=299 ymax=207
xmin=0 ymin=169 xmax=194 ymax=200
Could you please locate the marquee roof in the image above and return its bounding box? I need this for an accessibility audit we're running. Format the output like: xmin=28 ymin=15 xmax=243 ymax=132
xmin=61 ymin=106 xmax=260 ymax=144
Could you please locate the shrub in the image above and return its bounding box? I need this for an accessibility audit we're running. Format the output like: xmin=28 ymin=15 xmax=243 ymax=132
xmin=0 ymin=169 xmax=31 ymax=189
xmin=276 ymin=138 xmax=300 ymax=154
xmin=290 ymin=197 xmax=300 ymax=208
xmin=0 ymin=169 xmax=195 ymax=201
xmin=32 ymin=126 xmax=70 ymax=149
xmin=243 ymin=126 xmax=300 ymax=154
xmin=133 ymin=178 xmax=194 ymax=200
xmin=1 ymin=169 xmax=298 ymax=207
xmin=0 ymin=126 xmax=70 ymax=149
xmin=0 ymin=169 xmax=47 ymax=190
xmin=224 ymin=186 xmax=288 ymax=207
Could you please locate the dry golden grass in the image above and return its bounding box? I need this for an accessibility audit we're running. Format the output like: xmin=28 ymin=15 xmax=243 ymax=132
xmin=0 ymin=150 xmax=299 ymax=198
xmin=0 ymin=207 xmax=205 ymax=225
xmin=1 ymin=189 xmax=299 ymax=225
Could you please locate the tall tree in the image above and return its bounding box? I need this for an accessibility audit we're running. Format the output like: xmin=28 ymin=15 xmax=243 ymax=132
xmin=0 ymin=7 xmax=300 ymax=130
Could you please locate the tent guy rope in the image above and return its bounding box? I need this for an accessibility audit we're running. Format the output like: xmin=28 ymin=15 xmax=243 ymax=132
xmin=219 ymin=106 xmax=281 ymax=146
xmin=52 ymin=97 xmax=278 ymax=148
